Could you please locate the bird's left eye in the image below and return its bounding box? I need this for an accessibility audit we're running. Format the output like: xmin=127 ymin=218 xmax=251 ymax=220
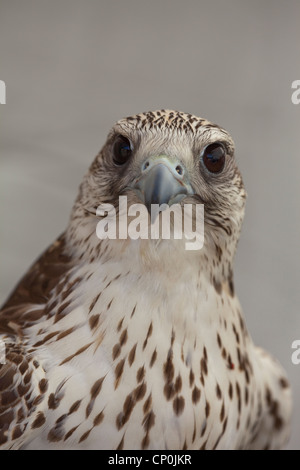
xmin=113 ymin=135 xmax=132 ymax=166
xmin=202 ymin=142 xmax=226 ymax=174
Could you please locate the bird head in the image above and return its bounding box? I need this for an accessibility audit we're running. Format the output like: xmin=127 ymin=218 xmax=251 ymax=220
xmin=68 ymin=110 xmax=246 ymax=275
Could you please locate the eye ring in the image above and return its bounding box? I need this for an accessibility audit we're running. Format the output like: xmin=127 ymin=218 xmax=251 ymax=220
xmin=113 ymin=135 xmax=133 ymax=166
xmin=201 ymin=142 xmax=226 ymax=174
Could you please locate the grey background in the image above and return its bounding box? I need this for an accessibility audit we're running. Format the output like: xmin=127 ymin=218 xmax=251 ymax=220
xmin=0 ymin=0 xmax=299 ymax=449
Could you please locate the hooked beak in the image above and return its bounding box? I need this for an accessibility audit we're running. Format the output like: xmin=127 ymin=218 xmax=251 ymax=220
xmin=130 ymin=155 xmax=194 ymax=215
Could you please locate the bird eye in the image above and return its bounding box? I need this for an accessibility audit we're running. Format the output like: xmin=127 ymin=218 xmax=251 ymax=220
xmin=202 ymin=142 xmax=226 ymax=174
xmin=113 ymin=135 xmax=132 ymax=166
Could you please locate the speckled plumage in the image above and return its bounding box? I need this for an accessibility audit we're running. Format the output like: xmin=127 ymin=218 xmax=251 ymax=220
xmin=0 ymin=110 xmax=291 ymax=449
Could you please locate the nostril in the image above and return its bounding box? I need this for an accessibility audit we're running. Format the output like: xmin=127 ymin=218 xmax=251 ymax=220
xmin=142 ymin=161 xmax=150 ymax=171
xmin=175 ymin=165 xmax=183 ymax=176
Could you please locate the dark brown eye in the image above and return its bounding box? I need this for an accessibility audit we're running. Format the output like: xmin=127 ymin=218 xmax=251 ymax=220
xmin=202 ymin=142 xmax=226 ymax=173
xmin=113 ymin=135 xmax=132 ymax=165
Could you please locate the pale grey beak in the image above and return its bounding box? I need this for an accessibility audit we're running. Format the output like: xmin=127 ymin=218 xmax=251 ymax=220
xmin=131 ymin=155 xmax=194 ymax=217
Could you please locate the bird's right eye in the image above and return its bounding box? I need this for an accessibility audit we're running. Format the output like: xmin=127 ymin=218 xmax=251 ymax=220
xmin=113 ymin=135 xmax=132 ymax=166
xmin=201 ymin=142 xmax=226 ymax=174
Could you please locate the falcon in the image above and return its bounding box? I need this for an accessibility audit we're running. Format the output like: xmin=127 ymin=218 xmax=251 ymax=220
xmin=0 ymin=110 xmax=292 ymax=449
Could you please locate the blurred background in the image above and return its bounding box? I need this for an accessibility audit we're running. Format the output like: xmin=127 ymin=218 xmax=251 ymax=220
xmin=0 ymin=0 xmax=299 ymax=449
